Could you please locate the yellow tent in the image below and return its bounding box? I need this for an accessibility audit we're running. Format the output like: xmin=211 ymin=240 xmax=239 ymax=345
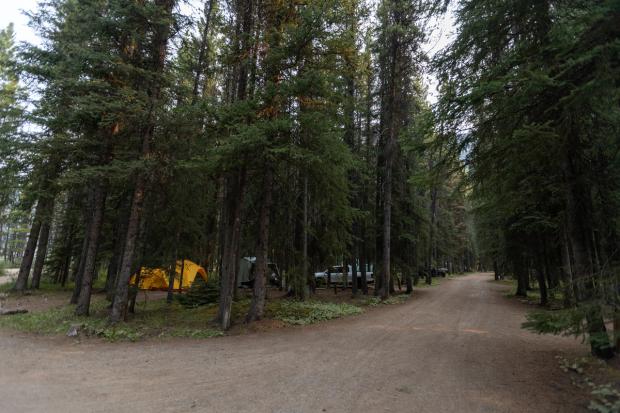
xmin=130 ymin=260 xmax=208 ymax=291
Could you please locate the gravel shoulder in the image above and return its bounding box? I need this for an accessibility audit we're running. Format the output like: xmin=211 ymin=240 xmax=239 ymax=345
xmin=0 ymin=273 xmax=589 ymax=413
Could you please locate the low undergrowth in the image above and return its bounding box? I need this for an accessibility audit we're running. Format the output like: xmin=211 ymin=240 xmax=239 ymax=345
xmin=557 ymin=355 xmax=620 ymax=413
xmin=267 ymin=300 xmax=362 ymax=325
xmin=417 ymin=277 xmax=443 ymax=288
xmin=0 ymin=279 xmax=75 ymax=293
xmin=0 ymin=297 xmax=225 ymax=342
xmin=363 ymin=294 xmax=410 ymax=306
xmin=495 ymin=277 xmax=565 ymax=309
xmin=0 ymin=294 xmax=372 ymax=341
xmin=0 ymin=274 xmax=424 ymax=341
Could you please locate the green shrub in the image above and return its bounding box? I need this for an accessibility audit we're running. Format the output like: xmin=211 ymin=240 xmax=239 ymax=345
xmin=523 ymin=304 xmax=615 ymax=354
xmin=176 ymin=276 xmax=219 ymax=308
xmin=523 ymin=306 xmax=589 ymax=337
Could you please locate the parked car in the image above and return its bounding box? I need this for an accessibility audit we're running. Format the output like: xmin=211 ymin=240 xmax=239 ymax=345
xmin=314 ymin=265 xmax=374 ymax=285
xmin=431 ymin=267 xmax=449 ymax=277
xmin=238 ymin=257 xmax=281 ymax=288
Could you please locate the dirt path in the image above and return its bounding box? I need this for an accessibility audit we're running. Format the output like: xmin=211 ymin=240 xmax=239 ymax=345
xmin=0 ymin=273 xmax=588 ymax=412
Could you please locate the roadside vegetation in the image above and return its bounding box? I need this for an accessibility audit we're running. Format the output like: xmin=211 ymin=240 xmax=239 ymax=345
xmin=0 ymin=285 xmax=417 ymax=341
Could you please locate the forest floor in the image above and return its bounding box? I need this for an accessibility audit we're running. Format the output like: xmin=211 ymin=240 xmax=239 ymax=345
xmin=0 ymin=267 xmax=18 ymax=287
xmin=0 ymin=272 xmax=593 ymax=412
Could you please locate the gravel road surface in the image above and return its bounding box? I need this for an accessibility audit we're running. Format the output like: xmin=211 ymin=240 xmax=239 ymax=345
xmin=0 ymin=273 xmax=587 ymax=412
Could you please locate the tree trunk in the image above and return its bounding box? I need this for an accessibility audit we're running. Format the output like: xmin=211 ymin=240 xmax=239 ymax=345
xmin=191 ymin=0 xmax=216 ymax=102
xmin=535 ymin=254 xmax=548 ymax=306
xmin=128 ymin=266 xmax=141 ymax=314
xmin=565 ymin=167 xmax=613 ymax=358
xmin=128 ymin=213 xmax=149 ymax=314
xmin=166 ymin=233 xmax=180 ymax=304
xmin=105 ymin=194 xmax=131 ymax=300
xmin=428 ymin=185 xmax=438 ymax=285
xmin=359 ymin=239 xmax=368 ymax=295
xmin=110 ymin=176 xmax=146 ymax=323
xmin=60 ymin=241 xmax=72 ymax=287
xmin=247 ymin=168 xmax=273 ymax=322
xmin=109 ymin=0 xmax=176 ymax=323
xmin=614 ymin=313 xmax=620 ymax=352
xmin=516 ymin=272 xmax=528 ymax=297
xmin=70 ymin=229 xmax=88 ymax=305
xmin=30 ymin=199 xmax=54 ymax=289
xmin=351 ymin=254 xmax=358 ymax=297
xmin=70 ymin=196 xmax=93 ymax=302
xmin=381 ymin=138 xmax=393 ymax=300
xmin=302 ymin=173 xmax=313 ymax=295
xmin=406 ymin=271 xmax=413 ymax=294
xmin=14 ymin=199 xmax=48 ymax=291
xmin=164 ymin=265 xmax=175 ymax=305
xmin=216 ymin=171 xmax=246 ymax=330
xmin=166 ymin=258 xmax=177 ymax=304
xmin=75 ymin=184 xmax=107 ymax=316
xmin=2 ymin=226 xmax=9 ymax=262
xmin=560 ymin=229 xmax=575 ymax=306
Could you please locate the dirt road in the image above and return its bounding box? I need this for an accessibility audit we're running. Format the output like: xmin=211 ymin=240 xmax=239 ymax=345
xmin=0 ymin=273 xmax=588 ymax=412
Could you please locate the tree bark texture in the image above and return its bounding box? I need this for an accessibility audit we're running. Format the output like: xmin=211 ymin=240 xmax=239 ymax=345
xmin=247 ymin=168 xmax=273 ymax=322
xmin=75 ymin=184 xmax=107 ymax=316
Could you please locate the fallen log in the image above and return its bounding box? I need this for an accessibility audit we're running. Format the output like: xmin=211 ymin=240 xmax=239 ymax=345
xmin=0 ymin=309 xmax=28 ymax=316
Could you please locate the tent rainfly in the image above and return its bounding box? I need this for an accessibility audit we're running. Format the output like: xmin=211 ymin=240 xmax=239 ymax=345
xmin=130 ymin=260 xmax=208 ymax=291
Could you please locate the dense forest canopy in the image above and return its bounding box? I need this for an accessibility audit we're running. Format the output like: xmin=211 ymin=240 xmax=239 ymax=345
xmin=0 ymin=0 xmax=618 ymax=358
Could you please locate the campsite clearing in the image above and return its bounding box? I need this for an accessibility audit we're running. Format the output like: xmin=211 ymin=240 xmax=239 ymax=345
xmin=0 ymin=282 xmax=403 ymax=341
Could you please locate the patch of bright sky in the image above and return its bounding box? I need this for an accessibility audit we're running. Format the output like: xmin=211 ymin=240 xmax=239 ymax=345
xmin=0 ymin=0 xmax=39 ymax=45
xmin=422 ymin=8 xmax=456 ymax=104
xmin=0 ymin=0 xmax=455 ymax=104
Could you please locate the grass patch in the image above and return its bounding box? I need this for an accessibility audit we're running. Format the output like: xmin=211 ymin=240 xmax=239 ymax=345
xmin=0 ymin=294 xmax=365 ymax=340
xmin=0 ymin=300 xmax=94 ymax=334
xmin=363 ymin=294 xmax=410 ymax=306
xmin=0 ymin=296 xmax=224 ymax=341
xmin=266 ymin=300 xmax=363 ymax=325
xmin=0 ymin=279 xmax=76 ymax=293
xmin=447 ymin=272 xmax=471 ymax=279
xmin=497 ymin=277 xmax=565 ymax=308
xmin=417 ymin=277 xmax=443 ymax=288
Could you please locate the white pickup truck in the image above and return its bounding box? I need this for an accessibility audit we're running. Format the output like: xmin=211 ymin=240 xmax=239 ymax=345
xmin=314 ymin=265 xmax=374 ymax=284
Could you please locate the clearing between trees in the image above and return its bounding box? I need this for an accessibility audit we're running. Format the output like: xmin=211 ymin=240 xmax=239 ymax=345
xmin=0 ymin=273 xmax=589 ymax=413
